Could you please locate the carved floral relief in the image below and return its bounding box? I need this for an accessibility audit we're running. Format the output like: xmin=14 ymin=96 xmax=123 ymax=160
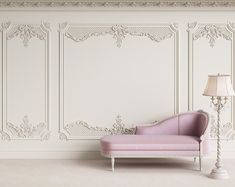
xmin=6 ymin=116 xmax=50 ymax=140
xmin=60 ymin=115 xmax=135 ymax=140
xmin=192 ymin=24 xmax=232 ymax=47
xmin=6 ymin=23 xmax=49 ymax=47
xmin=64 ymin=24 xmax=174 ymax=48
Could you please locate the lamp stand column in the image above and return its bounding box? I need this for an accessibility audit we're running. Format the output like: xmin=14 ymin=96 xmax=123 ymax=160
xmin=209 ymin=97 xmax=229 ymax=179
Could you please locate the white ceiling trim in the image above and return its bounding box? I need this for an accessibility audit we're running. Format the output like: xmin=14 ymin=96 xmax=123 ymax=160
xmin=1 ymin=1 xmax=235 ymax=8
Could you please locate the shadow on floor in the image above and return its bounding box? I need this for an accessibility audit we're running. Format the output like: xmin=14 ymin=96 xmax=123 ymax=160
xmin=76 ymin=158 xmax=207 ymax=174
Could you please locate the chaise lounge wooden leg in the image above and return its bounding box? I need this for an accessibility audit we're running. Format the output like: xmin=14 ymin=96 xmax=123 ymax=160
xmin=194 ymin=157 xmax=196 ymax=163
xmin=199 ymin=156 xmax=202 ymax=171
xmin=111 ymin=157 xmax=115 ymax=172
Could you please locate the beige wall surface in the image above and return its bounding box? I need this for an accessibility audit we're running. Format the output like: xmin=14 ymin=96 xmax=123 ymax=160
xmin=1 ymin=6 xmax=235 ymax=158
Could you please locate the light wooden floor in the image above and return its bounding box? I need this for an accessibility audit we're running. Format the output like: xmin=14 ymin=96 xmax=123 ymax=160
xmin=0 ymin=158 xmax=234 ymax=187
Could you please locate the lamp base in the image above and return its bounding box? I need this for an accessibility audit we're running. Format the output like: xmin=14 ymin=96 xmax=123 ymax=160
xmin=209 ymin=168 xmax=229 ymax=179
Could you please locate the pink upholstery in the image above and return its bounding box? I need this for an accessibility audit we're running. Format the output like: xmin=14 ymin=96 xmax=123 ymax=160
xmin=101 ymin=135 xmax=200 ymax=152
xmin=179 ymin=112 xmax=208 ymax=137
xmin=100 ymin=111 xmax=210 ymax=171
xmin=102 ymin=150 xmax=200 ymax=157
xmin=135 ymin=117 xmax=178 ymax=135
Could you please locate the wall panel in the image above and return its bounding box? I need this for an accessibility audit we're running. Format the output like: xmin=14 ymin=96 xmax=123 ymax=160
xmin=188 ymin=22 xmax=235 ymax=139
xmin=0 ymin=22 xmax=50 ymax=140
xmin=59 ymin=23 xmax=179 ymax=140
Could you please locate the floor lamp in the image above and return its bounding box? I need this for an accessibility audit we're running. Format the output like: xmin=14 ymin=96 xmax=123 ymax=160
xmin=203 ymin=74 xmax=235 ymax=179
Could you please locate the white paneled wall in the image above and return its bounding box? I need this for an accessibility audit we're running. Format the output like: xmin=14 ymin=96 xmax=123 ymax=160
xmin=0 ymin=8 xmax=235 ymax=158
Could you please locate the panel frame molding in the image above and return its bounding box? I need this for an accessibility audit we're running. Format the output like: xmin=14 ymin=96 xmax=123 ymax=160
xmin=59 ymin=22 xmax=180 ymax=140
xmin=187 ymin=21 xmax=235 ymax=139
xmin=0 ymin=21 xmax=51 ymax=141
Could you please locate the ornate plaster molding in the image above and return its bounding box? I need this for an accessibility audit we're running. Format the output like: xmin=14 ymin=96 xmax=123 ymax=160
xmin=187 ymin=22 xmax=198 ymax=31
xmin=60 ymin=115 xmax=135 ymax=140
xmin=6 ymin=22 xmax=50 ymax=47
xmin=0 ymin=22 xmax=10 ymax=31
xmin=59 ymin=132 xmax=68 ymax=140
xmin=0 ymin=131 xmax=10 ymax=140
xmin=1 ymin=1 xmax=235 ymax=8
xmin=62 ymin=23 xmax=173 ymax=47
xmin=192 ymin=24 xmax=232 ymax=47
xmin=6 ymin=116 xmax=51 ymax=141
xmin=69 ymin=115 xmax=134 ymax=134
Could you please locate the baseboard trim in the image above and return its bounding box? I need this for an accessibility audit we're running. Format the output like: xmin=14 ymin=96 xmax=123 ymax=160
xmin=0 ymin=151 xmax=103 ymax=159
xmin=0 ymin=151 xmax=235 ymax=159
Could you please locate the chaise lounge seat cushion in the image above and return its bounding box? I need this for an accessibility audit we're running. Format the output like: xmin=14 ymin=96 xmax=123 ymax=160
xmin=101 ymin=135 xmax=200 ymax=156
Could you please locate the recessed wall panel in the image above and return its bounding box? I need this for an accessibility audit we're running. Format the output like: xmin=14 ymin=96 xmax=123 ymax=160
xmin=59 ymin=24 xmax=179 ymax=140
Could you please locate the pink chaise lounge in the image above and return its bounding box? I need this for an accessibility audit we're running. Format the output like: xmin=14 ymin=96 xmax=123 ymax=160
xmin=100 ymin=111 xmax=210 ymax=171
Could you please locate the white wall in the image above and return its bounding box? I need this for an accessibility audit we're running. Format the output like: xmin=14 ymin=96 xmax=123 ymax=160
xmin=1 ymin=8 xmax=235 ymax=158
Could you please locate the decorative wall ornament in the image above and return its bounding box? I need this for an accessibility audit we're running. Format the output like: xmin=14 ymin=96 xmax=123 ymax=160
xmin=0 ymin=131 xmax=10 ymax=140
xmin=188 ymin=22 xmax=235 ymax=139
xmin=1 ymin=1 xmax=235 ymax=8
xmin=187 ymin=22 xmax=197 ymax=31
xmin=59 ymin=132 xmax=68 ymax=141
xmin=0 ymin=22 xmax=51 ymax=141
xmin=192 ymin=24 xmax=232 ymax=47
xmin=63 ymin=23 xmax=173 ymax=48
xmin=59 ymin=115 xmax=135 ymax=140
xmin=6 ymin=23 xmax=50 ymax=47
xmin=64 ymin=115 xmax=135 ymax=138
xmin=0 ymin=22 xmax=11 ymax=31
xmin=59 ymin=23 xmax=179 ymax=140
xmin=6 ymin=116 xmax=51 ymax=141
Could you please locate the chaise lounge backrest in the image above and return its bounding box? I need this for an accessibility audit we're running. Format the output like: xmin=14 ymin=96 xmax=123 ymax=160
xmin=135 ymin=111 xmax=209 ymax=137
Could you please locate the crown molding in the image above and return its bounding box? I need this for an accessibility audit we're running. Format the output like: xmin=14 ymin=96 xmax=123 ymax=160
xmin=1 ymin=1 xmax=235 ymax=8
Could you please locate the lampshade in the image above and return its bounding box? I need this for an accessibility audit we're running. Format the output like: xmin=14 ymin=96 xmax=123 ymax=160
xmin=203 ymin=74 xmax=235 ymax=97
